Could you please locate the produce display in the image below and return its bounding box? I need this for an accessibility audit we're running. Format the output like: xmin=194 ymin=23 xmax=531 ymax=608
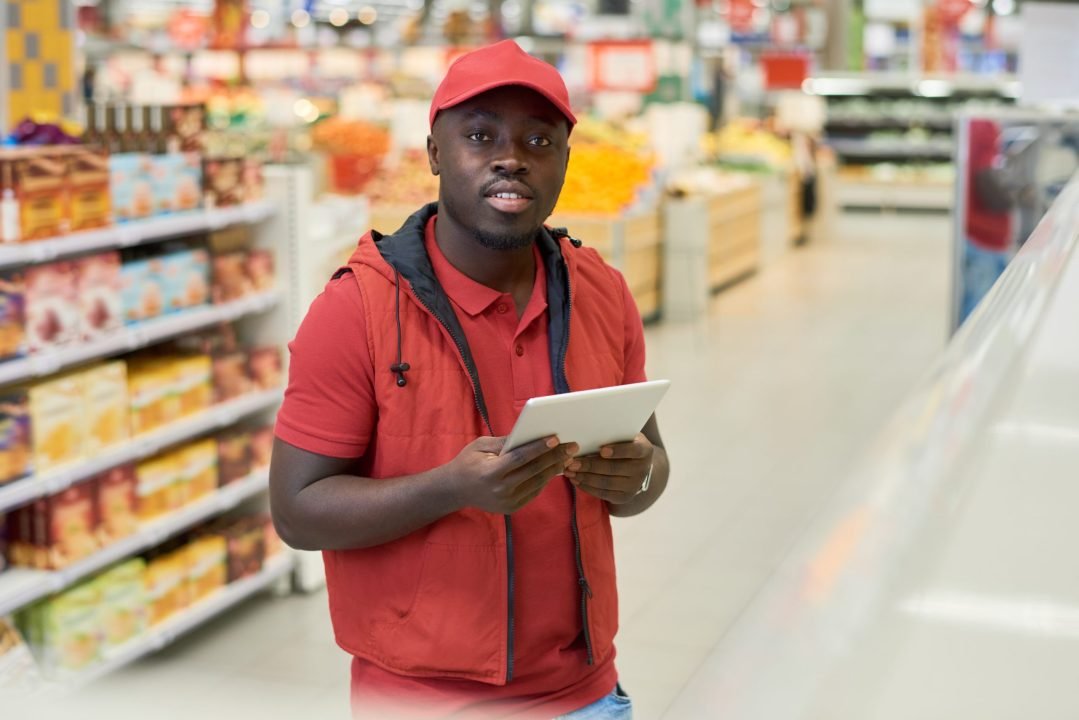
xmin=365 ymin=150 xmax=439 ymax=207
xmin=554 ymin=120 xmax=656 ymax=216
xmin=703 ymin=119 xmax=793 ymax=171
xmin=312 ymin=118 xmax=391 ymax=194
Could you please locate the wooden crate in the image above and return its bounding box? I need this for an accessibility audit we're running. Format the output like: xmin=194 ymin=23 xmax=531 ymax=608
xmin=547 ymin=208 xmax=663 ymax=320
xmin=707 ymin=183 xmax=762 ymax=291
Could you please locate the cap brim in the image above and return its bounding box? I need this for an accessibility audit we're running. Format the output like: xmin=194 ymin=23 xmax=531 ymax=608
xmin=430 ymin=79 xmax=577 ymax=129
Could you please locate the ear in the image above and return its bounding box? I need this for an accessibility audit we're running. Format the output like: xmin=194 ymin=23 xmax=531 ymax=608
xmin=564 ymin=144 xmax=571 ymax=173
xmin=427 ymin=135 xmax=440 ymax=176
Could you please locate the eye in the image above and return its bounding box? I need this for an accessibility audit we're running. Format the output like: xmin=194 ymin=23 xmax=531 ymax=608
xmin=529 ymin=136 xmax=552 ymax=147
xmin=466 ymin=131 xmax=491 ymax=142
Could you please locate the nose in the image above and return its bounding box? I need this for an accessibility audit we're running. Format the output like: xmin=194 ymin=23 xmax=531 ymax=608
xmin=491 ymin=137 xmax=529 ymax=175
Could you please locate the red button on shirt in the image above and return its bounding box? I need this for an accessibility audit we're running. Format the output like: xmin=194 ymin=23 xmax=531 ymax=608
xmin=276 ymin=215 xmax=649 ymax=718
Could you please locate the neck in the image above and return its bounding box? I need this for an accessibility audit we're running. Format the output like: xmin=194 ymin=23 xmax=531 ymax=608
xmin=434 ymin=209 xmax=537 ymax=296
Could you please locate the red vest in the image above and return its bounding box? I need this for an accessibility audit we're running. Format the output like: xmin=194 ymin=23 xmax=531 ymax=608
xmin=324 ymin=204 xmax=629 ymax=685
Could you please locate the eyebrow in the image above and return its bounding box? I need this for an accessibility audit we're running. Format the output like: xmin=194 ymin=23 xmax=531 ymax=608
xmin=462 ymin=108 xmax=559 ymax=129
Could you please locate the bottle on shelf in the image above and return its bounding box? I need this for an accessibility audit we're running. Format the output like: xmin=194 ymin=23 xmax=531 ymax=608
xmin=0 ymin=160 xmax=20 ymax=244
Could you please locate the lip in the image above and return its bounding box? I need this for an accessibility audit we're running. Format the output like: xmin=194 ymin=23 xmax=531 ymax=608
xmin=483 ymin=180 xmax=535 ymax=215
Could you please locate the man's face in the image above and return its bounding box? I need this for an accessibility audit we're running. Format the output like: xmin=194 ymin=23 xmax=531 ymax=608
xmin=428 ymin=85 xmax=571 ymax=250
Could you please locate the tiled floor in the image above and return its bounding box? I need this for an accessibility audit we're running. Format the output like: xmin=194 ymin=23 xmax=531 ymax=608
xmin=35 ymin=211 xmax=952 ymax=719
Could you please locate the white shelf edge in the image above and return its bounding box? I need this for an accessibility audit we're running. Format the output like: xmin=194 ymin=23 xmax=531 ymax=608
xmin=0 ymin=289 xmax=281 ymax=388
xmin=66 ymin=553 xmax=293 ymax=689
xmin=0 ymin=387 xmax=281 ymax=515
xmin=0 ymin=470 xmax=271 ymax=618
xmin=0 ymin=201 xmax=275 ymax=271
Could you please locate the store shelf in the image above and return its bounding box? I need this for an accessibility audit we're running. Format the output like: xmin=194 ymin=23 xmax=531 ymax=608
xmin=0 ymin=388 xmax=281 ymax=515
xmin=826 ymin=116 xmax=955 ymax=131
xmin=0 ymin=290 xmax=280 ymax=387
xmin=68 ymin=553 xmax=293 ymax=689
xmin=835 ymin=176 xmax=955 ymax=211
xmin=0 ymin=201 xmax=275 ymax=271
xmin=827 ymin=138 xmax=954 ymax=160
xmin=0 ymin=470 xmax=271 ymax=618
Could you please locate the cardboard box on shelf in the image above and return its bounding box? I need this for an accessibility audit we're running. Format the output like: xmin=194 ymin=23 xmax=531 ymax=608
xmin=203 ymin=158 xmax=244 ymax=209
xmin=150 ymin=153 xmax=202 ymax=215
xmin=0 ymin=270 xmax=27 ymax=362
xmin=109 ymin=153 xmax=154 ymax=223
xmin=217 ymin=428 xmax=251 ymax=486
xmin=250 ymin=425 xmax=273 ymax=471
xmin=175 ymin=354 xmax=212 ymax=418
xmin=10 ymin=481 xmax=99 ymax=570
xmin=211 ymin=251 xmax=252 ymax=304
xmin=66 ymin=146 xmax=112 ymax=232
xmin=81 ymin=361 xmax=130 ymax=455
xmin=96 ymin=464 xmax=138 ymax=545
xmin=0 ymin=147 xmax=67 ymax=242
xmin=135 ymin=453 xmax=182 ymax=522
xmin=185 ymin=534 xmax=227 ymax=602
xmin=245 ymin=249 xmax=274 ymax=292
xmin=18 ymin=581 xmax=102 ymax=678
xmin=161 ymin=248 xmax=210 ymax=313
xmin=145 ymin=548 xmax=189 ymax=626
xmin=29 ymin=373 xmax=85 ymax=472
xmin=181 ymin=438 xmax=218 ymax=501
xmin=24 ymin=261 xmax=80 ymax=352
xmin=74 ymin=252 xmax=123 ymax=340
xmin=248 ymin=346 xmax=282 ymax=391
xmin=164 ymin=105 xmax=207 ymax=155
xmin=0 ymin=390 xmax=32 ymax=486
xmin=213 ymin=350 xmax=252 ymax=403
xmin=91 ymin=558 xmax=147 ymax=649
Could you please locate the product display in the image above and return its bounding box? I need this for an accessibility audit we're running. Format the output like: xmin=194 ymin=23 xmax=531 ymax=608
xmin=0 ymin=390 xmax=31 ymax=486
xmin=24 ymin=261 xmax=80 ymax=352
xmin=95 ymin=464 xmax=139 ymax=545
xmin=0 ymin=272 xmax=27 ymax=361
xmin=8 ymin=482 xmax=99 ymax=569
xmin=74 ymin=252 xmax=124 ymax=340
xmin=0 ymin=617 xmax=42 ymax=690
xmin=28 ymin=373 xmax=84 ymax=472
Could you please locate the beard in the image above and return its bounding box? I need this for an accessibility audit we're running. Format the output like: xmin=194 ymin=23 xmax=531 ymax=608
xmin=473 ymin=226 xmax=538 ymax=251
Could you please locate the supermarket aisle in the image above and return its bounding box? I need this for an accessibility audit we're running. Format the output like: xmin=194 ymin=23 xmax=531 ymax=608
xmin=70 ymin=211 xmax=951 ymax=720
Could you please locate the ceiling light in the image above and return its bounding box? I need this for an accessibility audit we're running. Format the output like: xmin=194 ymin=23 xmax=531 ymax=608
xmin=329 ymin=8 xmax=349 ymax=26
xmin=291 ymin=9 xmax=311 ymax=27
xmin=250 ymin=9 xmax=270 ymax=28
xmin=357 ymin=6 xmax=378 ymax=24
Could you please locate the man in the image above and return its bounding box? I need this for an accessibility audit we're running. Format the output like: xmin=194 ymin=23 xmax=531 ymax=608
xmin=270 ymin=40 xmax=669 ymax=719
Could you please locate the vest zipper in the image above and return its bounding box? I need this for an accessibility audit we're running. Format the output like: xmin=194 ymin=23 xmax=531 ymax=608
xmin=559 ymin=255 xmax=595 ymax=666
xmin=406 ymin=285 xmax=515 ymax=683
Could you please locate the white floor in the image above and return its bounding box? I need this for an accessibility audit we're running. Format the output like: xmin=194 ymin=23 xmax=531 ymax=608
xmin=59 ymin=211 xmax=953 ymax=719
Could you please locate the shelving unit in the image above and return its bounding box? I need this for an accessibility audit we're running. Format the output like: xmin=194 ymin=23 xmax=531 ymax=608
xmin=66 ymin=553 xmax=293 ymax=689
xmin=0 ymin=202 xmax=275 ymax=270
xmin=0 ymin=192 xmax=295 ymax=685
xmin=0 ymin=470 xmax=271 ymax=617
xmin=0 ymin=290 xmax=279 ymax=386
xmin=806 ymin=73 xmax=1016 ymax=212
xmin=0 ymin=388 xmax=281 ymax=514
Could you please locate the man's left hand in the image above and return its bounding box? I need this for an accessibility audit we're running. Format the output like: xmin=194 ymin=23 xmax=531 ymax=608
xmin=564 ymin=433 xmax=654 ymax=505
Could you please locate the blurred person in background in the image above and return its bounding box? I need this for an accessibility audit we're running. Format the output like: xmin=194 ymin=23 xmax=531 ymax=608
xmin=269 ymin=41 xmax=669 ymax=719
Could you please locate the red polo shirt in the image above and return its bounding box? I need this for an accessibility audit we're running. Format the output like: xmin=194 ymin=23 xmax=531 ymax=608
xmin=276 ymin=217 xmax=647 ymax=718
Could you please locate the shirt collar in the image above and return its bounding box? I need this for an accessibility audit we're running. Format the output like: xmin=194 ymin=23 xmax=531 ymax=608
xmin=424 ymin=215 xmax=547 ymax=319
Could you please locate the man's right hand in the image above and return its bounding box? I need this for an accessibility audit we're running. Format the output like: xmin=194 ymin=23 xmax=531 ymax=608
xmin=447 ymin=436 xmax=578 ymax=515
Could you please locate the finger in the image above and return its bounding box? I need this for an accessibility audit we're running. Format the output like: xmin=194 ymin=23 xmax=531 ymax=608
xmin=571 ymin=478 xmax=638 ymax=504
xmin=501 ymin=435 xmax=561 ymax=469
xmin=509 ymin=458 xmax=565 ymax=503
xmin=565 ymin=457 xmax=643 ymax=478
xmin=503 ymin=447 xmax=570 ymax=492
xmin=598 ymin=433 xmax=651 ymax=460
xmin=567 ymin=472 xmax=640 ymax=494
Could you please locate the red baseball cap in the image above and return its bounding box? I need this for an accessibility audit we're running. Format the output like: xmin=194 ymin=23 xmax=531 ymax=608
xmin=429 ymin=40 xmax=577 ymax=130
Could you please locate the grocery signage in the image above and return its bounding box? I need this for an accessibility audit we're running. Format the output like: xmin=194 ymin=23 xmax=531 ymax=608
xmin=586 ymin=40 xmax=657 ymax=93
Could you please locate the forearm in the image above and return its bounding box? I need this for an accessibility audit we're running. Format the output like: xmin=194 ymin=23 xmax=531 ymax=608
xmin=608 ymin=445 xmax=668 ymax=518
xmin=273 ymin=467 xmax=462 ymax=551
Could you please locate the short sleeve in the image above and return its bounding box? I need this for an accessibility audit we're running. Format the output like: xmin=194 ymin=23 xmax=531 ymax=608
xmin=611 ymin=268 xmax=648 ymax=385
xmin=274 ymin=273 xmax=376 ymax=458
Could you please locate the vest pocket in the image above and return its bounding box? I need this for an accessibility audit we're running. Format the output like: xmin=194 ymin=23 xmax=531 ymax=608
xmin=579 ymin=517 xmax=619 ymax=665
xmin=372 ymin=542 xmax=508 ymax=683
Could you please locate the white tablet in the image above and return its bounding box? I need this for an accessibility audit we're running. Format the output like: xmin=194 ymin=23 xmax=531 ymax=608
xmin=501 ymin=380 xmax=671 ymax=457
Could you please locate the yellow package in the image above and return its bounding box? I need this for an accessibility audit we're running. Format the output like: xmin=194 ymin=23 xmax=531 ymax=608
xmin=35 ymin=581 xmax=101 ymax=677
xmin=136 ymin=454 xmax=181 ymax=522
xmin=155 ymin=359 xmax=184 ymax=427
xmin=28 ymin=374 xmax=85 ymax=471
xmin=185 ymin=535 xmax=227 ymax=603
xmin=182 ymin=438 xmax=218 ymax=501
xmin=81 ymin=361 xmax=130 ymax=454
xmin=145 ymin=550 xmax=190 ymax=625
xmin=127 ymin=361 xmax=166 ymax=436
xmin=176 ymin=355 xmax=212 ymax=418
